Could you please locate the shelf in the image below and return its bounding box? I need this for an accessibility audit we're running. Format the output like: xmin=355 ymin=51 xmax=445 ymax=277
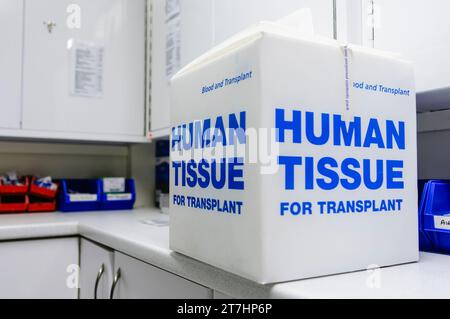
xmin=417 ymin=109 xmax=450 ymax=133
xmin=1 ymin=110 xmax=447 ymax=142
xmin=417 ymin=86 xmax=450 ymax=113
xmin=0 ymin=141 xmax=129 ymax=156
xmin=0 ymin=128 xmax=151 ymax=145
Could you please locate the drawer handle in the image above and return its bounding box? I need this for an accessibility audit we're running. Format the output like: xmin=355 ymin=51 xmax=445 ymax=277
xmin=110 ymin=268 xmax=121 ymax=299
xmin=94 ymin=264 xmax=105 ymax=299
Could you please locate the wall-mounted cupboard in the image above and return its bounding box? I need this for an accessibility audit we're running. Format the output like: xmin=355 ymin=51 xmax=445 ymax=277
xmin=3 ymin=0 xmax=450 ymax=142
xmin=0 ymin=0 xmax=147 ymax=143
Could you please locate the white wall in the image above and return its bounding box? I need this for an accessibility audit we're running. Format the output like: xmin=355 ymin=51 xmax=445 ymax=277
xmin=418 ymin=130 xmax=450 ymax=179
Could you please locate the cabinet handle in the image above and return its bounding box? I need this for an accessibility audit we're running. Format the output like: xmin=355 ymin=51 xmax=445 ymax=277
xmin=43 ymin=20 xmax=57 ymax=33
xmin=109 ymin=268 xmax=121 ymax=299
xmin=94 ymin=264 xmax=105 ymax=299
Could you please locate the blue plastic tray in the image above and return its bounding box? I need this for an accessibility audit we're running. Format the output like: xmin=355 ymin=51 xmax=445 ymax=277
xmin=419 ymin=180 xmax=450 ymax=253
xmin=100 ymin=179 xmax=136 ymax=210
xmin=59 ymin=179 xmax=101 ymax=212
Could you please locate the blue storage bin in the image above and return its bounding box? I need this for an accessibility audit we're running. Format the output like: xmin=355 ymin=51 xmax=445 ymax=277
xmin=418 ymin=180 xmax=433 ymax=251
xmin=100 ymin=179 xmax=136 ymax=210
xmin=419 ymin=180 xmax=450 ymax=253
xmin=156 ymin=139 xmax=170 ymax=157
xmin=59 ymin=179 xmax=101 ymax=212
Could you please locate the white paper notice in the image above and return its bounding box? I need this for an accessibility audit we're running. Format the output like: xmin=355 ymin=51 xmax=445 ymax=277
xmin=70 ymin=41 xmax=104 ymax=97
xmin=103 ymin=177 xmax=125 ymax=193
xmin=69 ymin=194 xmax=98 ymax=202
xmin=107 ymin=193 xmax=132 ymax=201
xmin=140 ymin=216 xmax=169 ymax=227
xmin=165 ymin=0 xmax=181 ymax=80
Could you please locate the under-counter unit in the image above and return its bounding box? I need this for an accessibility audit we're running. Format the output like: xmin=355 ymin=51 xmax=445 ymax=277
xmin=0 ymin=0 xmax=147 ymax=143
xmin=80 ymin=238 xmax=114 ymax=299
xmin=355 ymin=0 xmax=450 ymax=111
xmin=148 ymin=0 xmax=337 ymax=135
xmin=80 ymin=238 xmax=212 ymax=299
xmin=111 ymin=252 xmax=212 ymax=299
xmin=0 ymin=238 xmax=79 ymax=299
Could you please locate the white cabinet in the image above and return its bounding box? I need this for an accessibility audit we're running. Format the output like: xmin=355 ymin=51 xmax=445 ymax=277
xmin=21 ymin=0 xmax=146 ymax=137
xmin=359 ymin=0 xmax=450 ymax=110
xmin=112 ymin=252 xmax=212 ymax=299
xmin=0 ymin=0 xmax=23 ymax=129
xmin=149 ymin=0 xmax=335 ymax=134
xmin=79 ymin=238 xmax=114 ymax=299
xmin=0 ymin=238 xmax=78 ymax=299
xmin=79 ymin=239 xmax=212 ymax=299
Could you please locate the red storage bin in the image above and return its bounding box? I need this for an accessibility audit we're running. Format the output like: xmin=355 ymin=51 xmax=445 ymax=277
xmin=0 ymin=195 xmax=29 ymax=213
xmin=28 ymin=196 xmax=56 ymax=213
xmin=0 ymin=176 xmax=29 ymax=195
xmin=29 ymin=177 xmax=58 ymax=199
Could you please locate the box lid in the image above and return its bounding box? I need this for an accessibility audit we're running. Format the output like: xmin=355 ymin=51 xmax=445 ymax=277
xmin=171 ymin=9 xmax=328 ymax=79
xmin=171 ymin=9 xmax=407 ymax=81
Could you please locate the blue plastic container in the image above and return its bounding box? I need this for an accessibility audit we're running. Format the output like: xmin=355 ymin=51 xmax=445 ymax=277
xmin=156 ymin=139 xmax=170 ymax=157
xmin=418 ymin=180 xmax=450 ymax=253
xmin=418 ymin=179 xmax=434 ymax=251
xmin=59 ymin=179 xmax=101 ymax=212
xmin=155 ymin=140 xmax=170 ymax=208
xmin=100 ymin=179 xmax=136 ymax=210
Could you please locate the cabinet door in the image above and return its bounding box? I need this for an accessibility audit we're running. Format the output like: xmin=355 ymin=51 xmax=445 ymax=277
xmin=0 ymin=0 xmax=23 ymax=129
xmin=112 ymin=252 xmax=212 ymax=299
xmin=368 ymin=0 xmax=450 ymax=94
xmin=0 ymin=238 xmax=78 ymax=299
xmin=22 ymin=0 xmax=145 ymax=137
xmin=79 ymin=238 xmax=114 ymax=299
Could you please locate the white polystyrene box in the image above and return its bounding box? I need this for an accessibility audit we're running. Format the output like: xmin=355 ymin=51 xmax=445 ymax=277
xmin=169 ymin=21 xmax=418 ymax=284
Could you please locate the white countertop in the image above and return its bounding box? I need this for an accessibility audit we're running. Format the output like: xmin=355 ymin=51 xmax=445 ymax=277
xmin=0 ymin=208 xmax=449 ymax=299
